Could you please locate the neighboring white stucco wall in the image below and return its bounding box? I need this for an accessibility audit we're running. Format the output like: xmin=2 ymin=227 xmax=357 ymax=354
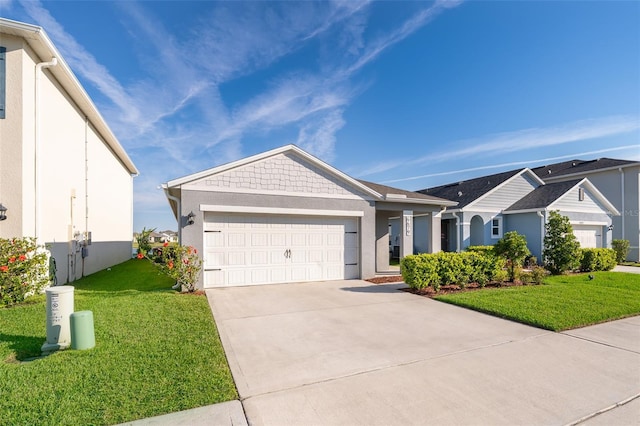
xmin=0 ymin=31 xmax=135 ymax=284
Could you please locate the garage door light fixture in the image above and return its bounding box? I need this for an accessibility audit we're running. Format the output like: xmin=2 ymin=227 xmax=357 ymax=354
xmin=0 ymin=203 xmax=7 ymax=221
xmin=186 ymin=211 xmax=195 ymax=225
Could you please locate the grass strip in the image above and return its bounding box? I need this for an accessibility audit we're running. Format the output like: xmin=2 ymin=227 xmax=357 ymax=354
xmin=0 ymin=259 xmax=237 ymax=425
xmin=435 ymin=272 xmax=640 ymax=331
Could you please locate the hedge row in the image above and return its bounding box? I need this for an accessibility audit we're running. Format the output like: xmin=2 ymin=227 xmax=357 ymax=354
xmin=401 ymin=251 xmax=506 ymax=292
xmin=579 ymin=248 xmax=616 ymax=272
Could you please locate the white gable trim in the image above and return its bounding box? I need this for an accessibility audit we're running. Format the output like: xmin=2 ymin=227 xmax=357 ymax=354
xmin=200 ymin=204 xmax=364 ymax=217
xmin=166 ymin=144 xmax=383 ymax=199
xmin=548 ymin=178 xmax=620 ymax=215
xmin=181 ymin=184 xmax=365 ymax=200
xmin=464 ymin=168 xmax=544 ymax=211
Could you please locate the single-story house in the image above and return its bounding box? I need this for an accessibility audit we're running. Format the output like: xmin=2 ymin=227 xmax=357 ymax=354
xmin=0 ymin=18 xmax=138 ymax=284
xmin=163 ymin=145 xmax=456 ymax=288
xmin=417 ymin=169 xmax=619 ymax=261
xmin=532 ymin=158 xmax=640 ymax=261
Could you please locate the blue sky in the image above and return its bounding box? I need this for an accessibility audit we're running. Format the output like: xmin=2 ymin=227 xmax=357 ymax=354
xmin=3 ymin=0 xmax=639 ymax=232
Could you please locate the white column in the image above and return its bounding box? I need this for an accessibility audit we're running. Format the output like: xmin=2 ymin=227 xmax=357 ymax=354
xmin=428 ymin=210 xmax=442 ymax=253
xmin=400 ymin=210 xmax=413 ymax=258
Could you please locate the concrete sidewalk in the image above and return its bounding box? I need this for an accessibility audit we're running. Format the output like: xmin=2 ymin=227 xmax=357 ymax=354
xmin=208 ymin=280 xmax=640 ymax=425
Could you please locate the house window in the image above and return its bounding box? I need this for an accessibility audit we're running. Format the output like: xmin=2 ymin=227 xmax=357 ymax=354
xmin=0 ymin=46 xmax=5 ymax=119
xmin=491 ymin=217 xmax=503 ymax=239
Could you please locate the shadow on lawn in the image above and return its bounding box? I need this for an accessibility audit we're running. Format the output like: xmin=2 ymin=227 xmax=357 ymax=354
xmin=1 ymin=332 xmax=44 ymax=362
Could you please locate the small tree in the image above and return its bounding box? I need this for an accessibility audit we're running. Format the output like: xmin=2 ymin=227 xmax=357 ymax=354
xmin=543 ymin=211 xmax=581 ymax=275
xmin=494 ymin=231 xmax=530 ymax=282
xmin=135 ymin=227 xmax=156 ymax=256
xmin=612 ymin=239 xmax=630 ymax=264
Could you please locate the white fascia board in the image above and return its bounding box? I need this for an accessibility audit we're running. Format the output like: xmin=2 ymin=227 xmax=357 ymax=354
xmin=503 ymin=208 xmax=546 ymax=215
xmin=464 ymin=168 xmax=543 ymax=211
xmin=0 ymin=18 xmax=138 ymax=175
xmin=380 ymin=197 xmax=457 ymax=207
xmin=165 ymin=144 xmax=383 ymax=199
xmin=547 ymin=178 xmax=620 ymax=216
xmin=570 ymin=220 xmax=608 ymax=226
xmin=199 ymin=204 xmax=364 ymax=217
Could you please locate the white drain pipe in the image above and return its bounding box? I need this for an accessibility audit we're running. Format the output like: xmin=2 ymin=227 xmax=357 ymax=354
xmin=35 ymin=57 xmax=58 ymax=243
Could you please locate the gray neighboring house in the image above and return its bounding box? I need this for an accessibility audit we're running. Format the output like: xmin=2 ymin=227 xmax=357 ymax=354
xmin=532 ymin=158 xmax=640 ymax=261
xmin=418 ymin=169 xmax=619 ymax=262
xmin=163 ymin=145 xmax=455 ymax=288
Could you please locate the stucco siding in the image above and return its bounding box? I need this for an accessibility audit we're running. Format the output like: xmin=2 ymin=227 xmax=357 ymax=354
xmin=472 ymin=173 xmax=538 ymax=211
xmin=0 ymin=35 xmax=28 ymax=238
xmin=0 ymin=32 xmax=136 ymax=282
xmin=505 ymin=213 xmax=543 ymax=261
xmin=180 ymin=189 xmax=376 ymax=288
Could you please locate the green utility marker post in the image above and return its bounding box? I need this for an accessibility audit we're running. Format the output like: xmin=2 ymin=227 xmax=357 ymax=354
xmin=70 ymin=310 xmax=95 ymax=350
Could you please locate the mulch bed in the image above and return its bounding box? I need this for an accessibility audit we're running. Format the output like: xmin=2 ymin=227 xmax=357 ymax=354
xmin=365 ymin=276 xmax=525 ymax=298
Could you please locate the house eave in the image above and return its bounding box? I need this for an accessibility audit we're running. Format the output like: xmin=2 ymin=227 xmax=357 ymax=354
xmin=0 ymin=18 xmax=139 ymax=175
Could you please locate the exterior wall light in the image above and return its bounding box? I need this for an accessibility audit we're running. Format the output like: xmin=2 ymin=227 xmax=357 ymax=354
xmin=608 ymin=224 xmax=614 ymax=231
xmin=186 ymin=211 xmax=195 ymax=225
xmin=0 ymin=203 xmax=7 ymax=221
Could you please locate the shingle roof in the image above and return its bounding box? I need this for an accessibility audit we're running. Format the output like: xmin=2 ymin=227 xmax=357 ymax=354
xmin=416 ymin=169 xmax=523 ymax=209
xmin=532 ymin=158 xmax=637 ymax=180
xmin=505 ymin=179 xmax=581 ymax=211
xmin=357 ymin=180 xmax=456 ymax=205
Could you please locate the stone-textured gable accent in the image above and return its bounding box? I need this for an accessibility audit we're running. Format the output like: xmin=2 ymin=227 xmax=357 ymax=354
xmin=199 ymin=153 xmax=362 ymax=196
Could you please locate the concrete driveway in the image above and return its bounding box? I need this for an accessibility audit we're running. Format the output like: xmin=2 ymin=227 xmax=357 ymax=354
xmin=207 ymin=280 xmax=640 ymax=425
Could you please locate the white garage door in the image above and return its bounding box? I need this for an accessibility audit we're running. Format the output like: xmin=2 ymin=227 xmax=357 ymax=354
xmin=573 ymin=225 xmax=601 ymax=248
xmin=203 ymin=214 xmax=359 ymax=287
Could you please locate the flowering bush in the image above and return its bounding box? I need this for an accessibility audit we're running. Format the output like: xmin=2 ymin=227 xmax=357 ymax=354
xmin=148 ymin=243 xmax=202 ymax=292
xmin=0 ymin=237 xmax=50 ymax=307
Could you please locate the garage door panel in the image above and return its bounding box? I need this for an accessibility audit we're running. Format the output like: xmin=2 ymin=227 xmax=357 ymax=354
xmin=251 ymin=251 xmax=269 ymax=265
xmin=228 ymin=233 xmax=246 ymax=247
xmin=251 ymin=233 xmax=268 ymax=246
xmin=206 ymin=251 xmax=225 ymax=267
xmin=204 ymin=214 xmax=360 ymax=287
xmin=228 ymin=252 xmax=246 ymax=265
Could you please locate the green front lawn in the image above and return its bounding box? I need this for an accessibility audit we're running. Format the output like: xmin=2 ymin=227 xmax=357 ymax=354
xmin=0 ymin=260 xmax=237 ymax=426
xmin=435 ymin=272 xmax=640 ymax=331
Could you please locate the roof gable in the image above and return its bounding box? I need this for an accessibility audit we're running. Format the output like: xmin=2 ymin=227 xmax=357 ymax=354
xmin=418 ymin=168 xmax=544 ymax=210
xmin=166 ymin=145 xmax=382 ymax=200
xmin=505 ymin=178 xmax=620 ymax=215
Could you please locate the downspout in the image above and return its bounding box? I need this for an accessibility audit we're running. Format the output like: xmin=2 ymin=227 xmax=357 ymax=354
xmin=618 ymin=168 xmax=625 ymax=238
xmin=451 ymin=212 xmax=460 ymax=253
xmin=164 ymin=189 xmax=181 ymax=245
xmin=537 ymin=210 xmax=545 ymax=262
xmin=34 ymin=57 xmax=58 ymax=243
xmin=82 ymin=116 xmax=88 ymax=277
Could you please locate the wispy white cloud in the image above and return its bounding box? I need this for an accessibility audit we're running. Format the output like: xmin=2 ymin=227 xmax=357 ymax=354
xmin=16 ymin=0 xmax=463 ymax=228
xmin=357 ymin=115 xmax=640 ymax=177
xmin=383 ymin=144 xmax=640 ymax=185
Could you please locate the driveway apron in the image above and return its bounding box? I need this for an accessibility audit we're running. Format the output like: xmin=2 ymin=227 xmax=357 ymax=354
xmin=207 ymin=280 xmax=640 ymax=425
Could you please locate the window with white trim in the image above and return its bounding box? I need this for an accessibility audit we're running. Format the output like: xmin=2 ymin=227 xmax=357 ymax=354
xmin=491 ymin=217 xmax=503 ymax=239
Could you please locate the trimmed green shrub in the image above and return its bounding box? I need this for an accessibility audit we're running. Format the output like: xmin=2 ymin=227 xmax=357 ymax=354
xmin=612 ymin=239 xmax=630 ymax=263
xmin=543 ymin=211 xmax=581 ymax=275
xmin=520 ymin=265 xmax=548 ymax=285
xmin=401 ymin=251 xmax=505 ymax=292
xmin=466 ymin=245 xmax=495 ymax=256
xmin=580 ymin=248 xmax=617 ymax=272
xmin=494 ymin=231 xmax=531 ymax=282
xmin=400 ymin=254 xmax=438 ymax=290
